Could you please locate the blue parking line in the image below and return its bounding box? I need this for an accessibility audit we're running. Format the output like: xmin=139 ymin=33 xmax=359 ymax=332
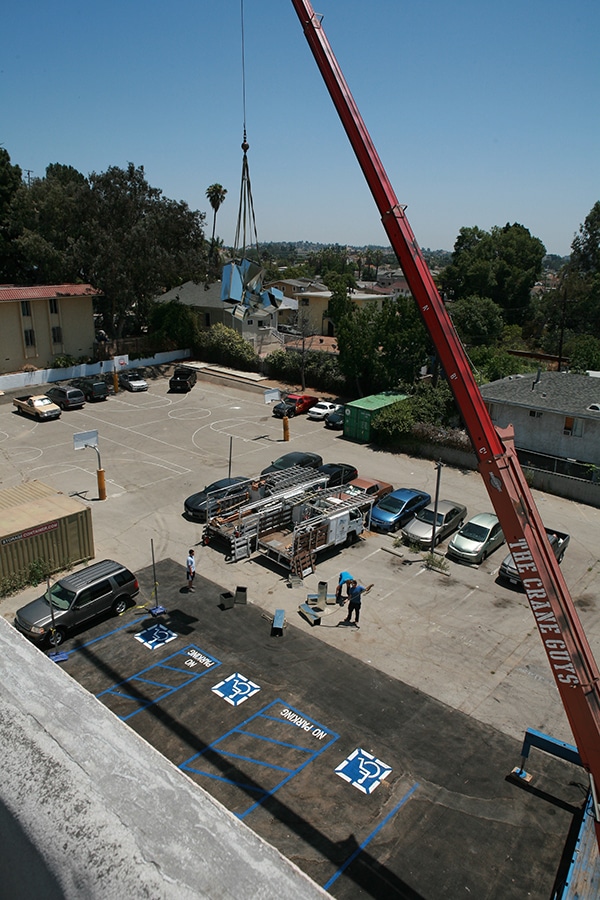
xmin=180 ymin=698 xmax=339 ymax=819
xmin=215 ymin=751 xmax=294 ymax=773
xmin=323 ymin=782 xmax=420 ymax=891
xmin=50 ymin=618 xmax=135 ymax=658
xmin=241 ymin=729 xmax=312 ymax=753
xmin=96 ymin=644 xmax=221 ymax=720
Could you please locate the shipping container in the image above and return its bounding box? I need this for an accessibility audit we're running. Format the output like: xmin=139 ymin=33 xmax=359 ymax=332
xmin=0 ymin=481 xmax=94 ymax=584
xmin=343 ymin=392 xmax=409 ymax=443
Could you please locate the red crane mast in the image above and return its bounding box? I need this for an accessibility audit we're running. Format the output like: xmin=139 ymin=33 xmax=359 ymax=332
xmin=290 ymin=0 xmax=600 ymax=840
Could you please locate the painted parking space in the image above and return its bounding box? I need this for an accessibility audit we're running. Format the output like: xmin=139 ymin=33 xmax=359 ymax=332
xmin=181 ymin=698 xmax=339 ymax=819
xmin=52 ymin=558 xmax=583 ymax=900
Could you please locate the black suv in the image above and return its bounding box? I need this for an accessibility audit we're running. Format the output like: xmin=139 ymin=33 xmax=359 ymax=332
xmin=14 ymin=559 xmax=140 ymax=646
xmin=45 ymin=385 xmax=86 ymax=410
xmin=70 ymin=377 xmax=109 ymax=402
xmin=169 ymin=367 xmax=197 ymax=392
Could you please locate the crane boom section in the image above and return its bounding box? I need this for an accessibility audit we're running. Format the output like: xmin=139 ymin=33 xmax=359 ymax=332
xmin=290 ymin=0 xmax=600 ymax=822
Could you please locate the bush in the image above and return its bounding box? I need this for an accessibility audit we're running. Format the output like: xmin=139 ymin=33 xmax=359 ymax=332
xmin=196 ymin=323 xmax=260 ymax=371
xmin=264 ymin=348 xmax=346 ymax=394
xmin=0 ymin=557 xmax=57 ymax=598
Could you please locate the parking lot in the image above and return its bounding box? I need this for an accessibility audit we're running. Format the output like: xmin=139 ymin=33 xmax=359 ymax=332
xmin=2 ymin=368 xmax=600 ymax=896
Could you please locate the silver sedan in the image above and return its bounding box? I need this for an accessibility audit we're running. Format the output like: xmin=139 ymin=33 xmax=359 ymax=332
xmin=447 ymin=513 xmax=504 ymax=564
xmin=401 ymin=500 xmax=467 ymax=549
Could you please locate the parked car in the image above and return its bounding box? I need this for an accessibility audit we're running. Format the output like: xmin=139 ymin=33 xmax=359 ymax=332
xmin=119 ymin=369 xmax=148 ymax=392
xmin=318 ymin=462 xmax=358 ymax=487
xmin=70 ymin=377 xmax=109 ymax=402
xmin=13 ymin=394 xmax=61 ymax=420
xmin=169 ymin=367 xmax=197 ymax=392
xmin=261 ymin=451 xmax=323 ymax=475
xmin=370 ymin=488 xmax=431 ymax=534
xmin=324 ymin=408 xmax=345 ymax=430
xmin=45 ymin=385 xmax=86 ymax=410
xmin=342 ymin=477 xmax=393 ymax=504
xmin=401 ymin=500 xmax=467 ymax=549
xmin=184 ymin=477 xmax=251 ymax=522
xmin=307 ymin=401 xmax=342 ymax=421
xmin=498 ymin=527 xmax=570 ymax=587
xmin=14 ymin=559 xmax=139 ymax=647
xmin=272 ymin=393 xmax=319 ymax=418
xmin=447 ymin=513 xmax=504 ymax=564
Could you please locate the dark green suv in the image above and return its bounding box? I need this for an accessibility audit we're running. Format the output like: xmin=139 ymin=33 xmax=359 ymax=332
xmin=70 ymin=377 xmax=109 ymax=402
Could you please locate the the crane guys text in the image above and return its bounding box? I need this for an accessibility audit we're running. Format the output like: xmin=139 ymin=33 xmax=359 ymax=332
xmin=508 ymin=538 xmax=579 ymax=686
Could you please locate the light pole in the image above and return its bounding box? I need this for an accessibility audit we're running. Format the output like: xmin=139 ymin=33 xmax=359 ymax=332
xmin=430 ymin=460 xmax=443 ymax=553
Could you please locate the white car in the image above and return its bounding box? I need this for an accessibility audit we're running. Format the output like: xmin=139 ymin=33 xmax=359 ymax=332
xmin=307 ymin=401 xmax=342 ymax=421
xmin=119 ymin=370 xmax=148 ymax=392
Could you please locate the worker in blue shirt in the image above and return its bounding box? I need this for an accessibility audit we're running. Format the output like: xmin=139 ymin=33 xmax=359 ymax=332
xmin=343 ymin=579 xmax=373 ymax=628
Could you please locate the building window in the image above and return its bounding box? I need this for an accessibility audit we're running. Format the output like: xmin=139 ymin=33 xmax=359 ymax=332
xmin=49 ymin=298 xmax=58 ymax=315
xmin=51 ymin=326 xmax=63 ymax=343
xmin=24 ymin=328 xmax=36 ymax=347
xmin=529 ymin=410 xmax=542 ymax=418
xmin=21 ymin=300 xmax=31 ymax=317
xmin=204 ymin=313 xmax=210 ymax=327
xmin=563 ymin=416 xmax=583 ymax=437
xmin=300 ymin=298 xmax=309 ymax=306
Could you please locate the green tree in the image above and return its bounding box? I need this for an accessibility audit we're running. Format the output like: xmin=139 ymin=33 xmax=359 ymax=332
xmin=84 ymin=163 xmax=207 ymax=336
xmin=307 ymin=244 xmax=352 ymax=277
xmin=0 ymin=148 xmax=23 ymax=277
xmin=528 ymin=203 xmax=600 ymax=355
xmin=7 ymin=163 xmax=91 ymax=283
xmin=149 ymin=300 xmax=200 ymax=350
xmin=449 ymin=295 xmax=504 ymax=347
xmin=468 ymin=346 xmax=539 ymax=383
xmin=564 ymin=334 xmax=600 ymax=373
xmin=439 ymin=223 xmax=545 ymax=326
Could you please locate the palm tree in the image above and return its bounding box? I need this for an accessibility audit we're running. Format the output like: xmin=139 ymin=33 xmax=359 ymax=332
xmin=206 ymin=183 xmax=227 ymax=252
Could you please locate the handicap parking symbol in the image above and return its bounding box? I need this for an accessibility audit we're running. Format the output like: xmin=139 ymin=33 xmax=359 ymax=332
xmin=335 ymin=748 xmax=392 ymax=795
xmin=212 ymin=673 xmax=261 ymax=706
xmin=134 ymin=622 xmax=178 ymax=650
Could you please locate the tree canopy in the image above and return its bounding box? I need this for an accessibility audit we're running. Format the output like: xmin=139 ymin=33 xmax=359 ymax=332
xmin=439 ymin=223 xmax=545 ymax=326
xmin=3 ymin=157 xmax=208 ymax=337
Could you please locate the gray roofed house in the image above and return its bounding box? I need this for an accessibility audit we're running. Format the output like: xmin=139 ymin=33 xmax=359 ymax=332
xmin=155 ymin=281 xmax=293 ymax=355
xmin=480 ymin=371 xmax=600 ymax=467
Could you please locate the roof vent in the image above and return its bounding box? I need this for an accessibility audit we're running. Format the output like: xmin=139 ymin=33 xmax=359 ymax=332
xmin=588 ymin=403 xmax=600 ymax=412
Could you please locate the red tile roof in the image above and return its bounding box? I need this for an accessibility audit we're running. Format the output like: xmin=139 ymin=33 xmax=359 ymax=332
xmin=0 ymin=284 xmax=101 ymax=302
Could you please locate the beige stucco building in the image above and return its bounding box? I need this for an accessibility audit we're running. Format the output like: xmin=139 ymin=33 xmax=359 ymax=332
xmin=265 ymin=278 xmax=383 ymax=336
xmin=0 ymin=284 xmax=98 ymax=375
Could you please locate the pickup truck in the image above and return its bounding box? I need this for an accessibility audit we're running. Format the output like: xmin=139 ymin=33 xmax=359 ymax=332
xmin=498 ymin=527 xmax=570 ymax=587
xmin=13 ymin=395 xmax=61 ymax=420
xmin=272 ymin=393 xmax=318 ymax=418
xmin=169 ymin=367 xmax=197 ymax=392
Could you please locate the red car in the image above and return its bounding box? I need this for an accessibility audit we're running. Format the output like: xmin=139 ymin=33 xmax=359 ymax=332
xmin=272 ymin=393 xmax=319 ymax=418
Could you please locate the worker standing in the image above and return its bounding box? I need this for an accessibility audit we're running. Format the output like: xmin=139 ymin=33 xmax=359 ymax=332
xmin=186 ymin=549 xmax=196 ymax=592
xmin=343 ymin=580 xmax=373 ymax=628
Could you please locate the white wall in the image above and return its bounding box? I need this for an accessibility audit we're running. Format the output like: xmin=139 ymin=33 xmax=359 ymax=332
xmin=0 ymin=350 xmax=190 ymax=394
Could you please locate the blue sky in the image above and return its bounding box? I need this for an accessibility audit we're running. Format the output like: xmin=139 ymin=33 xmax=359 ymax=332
xmin=2 ymin=0 xmax=598 ymax=256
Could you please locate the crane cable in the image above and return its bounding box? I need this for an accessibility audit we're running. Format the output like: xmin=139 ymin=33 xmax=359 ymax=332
xmin=233 ymin=0 xmax=260 ymax=261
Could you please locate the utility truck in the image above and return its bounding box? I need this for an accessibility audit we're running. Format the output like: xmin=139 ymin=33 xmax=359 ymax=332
xmin=202 ymin=468 xmax=369 ymax=576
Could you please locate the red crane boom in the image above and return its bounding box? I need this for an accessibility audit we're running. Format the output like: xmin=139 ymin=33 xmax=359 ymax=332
xmin=290 ymin=0 xmax=600 ymax=840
